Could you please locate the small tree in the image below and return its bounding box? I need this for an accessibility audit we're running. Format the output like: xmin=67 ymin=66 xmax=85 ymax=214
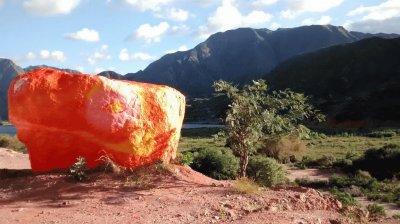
xmin=214 ymin=79 xmax=323 ymax=177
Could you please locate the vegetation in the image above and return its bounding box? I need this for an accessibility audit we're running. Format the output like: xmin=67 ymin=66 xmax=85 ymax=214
xmin=231 ymin=178 xmax=260 ymax=194
xmin=258 ymin=137 xmax=305 ymax=163
xmin=247 ymin=155 xmax=287 ymax=187
xmin=352 ymin=144 xmax=400 ymax=180
xmin=68 ymin=156 xmax=87 ymax=181
xmin=367 ymin=204 xmax=386 ymax=220
xmin=214 ymin=79 xmax=323 ymax=177
xmin=190 ymin=148 xmax=239 ymax=180
xmin=0 ymin=134 xmax=26 ymax=153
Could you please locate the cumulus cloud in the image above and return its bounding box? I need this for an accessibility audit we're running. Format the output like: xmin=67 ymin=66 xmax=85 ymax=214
xmin=118 ymin=49 xmax=156 ymax=61
xmin=39 ymin=50 xmax=66 ymax=61
xmin=132 ymin=22 xmax=170 ymax=43
xmin=87 ymin=45 xmax=111 ymax=65
xmin=23 ymin=0 xmax=80 ymax=16
xmin=347 ymin=0 xmax=400 ymax=21
xmin=302 ymin=16 xmax=332 ymax=25
xmin=252 ymin=0 xmax=278 ymax=7
xmin=281 ymin=0 xmax=343 ymax=19
xmin=124 ymin=0 xmax=173 ymax=12
xmin=346 ymin=0 xmax=400 ymax=34
xmin=270 ymin=22 xmax=280 ymax=30
xmin=198 ymin=0 xmax=272 ymax=39
xmin=165 ymin=45 xmax=188 ymax=54
xmin=65 ymin=28 xmax=100 ymax=42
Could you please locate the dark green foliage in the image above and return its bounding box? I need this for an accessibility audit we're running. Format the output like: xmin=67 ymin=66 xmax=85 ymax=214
xmin=181 ymin=152 xmax=194 ymax=166
xmin=329 ymin=171 xmax=379 ymax=191
xmin=266 ymin=37 xmax=400 ymax=122
xmin=214 ymin=79 xmax=323 ymax=177
xmin=190 ymin=148 xmax=239 ymax=180
xmin=247 ymin=155 xmax=287 ymax=187
xmin=295 ymin=179 xmax=329 ymax=188
xmin=331 ymin=188 xmax=358 ymax=206
xmin=68 ymin=156 xmax=87 ymax=181
xmin=352 ymin=144 xmax=400 ymax=180
xmin=0 ymin=134 xmax=26 ymax=153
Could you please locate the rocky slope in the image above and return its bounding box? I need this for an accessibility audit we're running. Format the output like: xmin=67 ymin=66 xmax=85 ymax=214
xmin=0 ymin=59 xmax=24 ymax=120
xmin=265 ymin=37 xmax=400 ymax=125
xmin=126 ymin=25 xmax=398 ymax=96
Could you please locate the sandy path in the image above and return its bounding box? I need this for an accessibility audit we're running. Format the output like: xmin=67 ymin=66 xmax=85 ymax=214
xmin=0 ymin=148 xmax=30 ymax=170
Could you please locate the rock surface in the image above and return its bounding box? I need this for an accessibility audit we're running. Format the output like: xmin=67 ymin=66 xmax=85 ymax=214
xmin=8 ymin=68 xmax=185 ymax=171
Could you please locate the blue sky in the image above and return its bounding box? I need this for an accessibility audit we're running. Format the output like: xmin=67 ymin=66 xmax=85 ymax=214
xmin=0 ymin=0 xmax=399 ymax=74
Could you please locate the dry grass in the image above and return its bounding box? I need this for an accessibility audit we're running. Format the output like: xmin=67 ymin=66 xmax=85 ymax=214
xmin=232 ymin=178 xmax=260 ymax=194
xmin=258 ymin=137 xmax=306 ymax=162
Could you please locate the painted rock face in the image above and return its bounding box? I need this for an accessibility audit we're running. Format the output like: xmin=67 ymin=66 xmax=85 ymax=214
xmin=8 ymin=68 xmax=185 ymax=171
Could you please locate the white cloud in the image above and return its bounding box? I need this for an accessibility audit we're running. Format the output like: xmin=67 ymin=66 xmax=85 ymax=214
xmin=87 ymin=45 xmax=111 ymax=65
xmin=346 ymin=0 xmax=400 ymax=34
xmin=165 ymin=8 xmax=189 ymax=21
xmin=270 ymin=22 xmax=280 ymax=30
xmin=0 ymin=0 xmax=4 ymax=7
xmin=23 ymin=0 xmax=80 ymax=16
xmin=38 ymin=50 xmax=66 ymax=61
xmin=281 ymin=0 xmax=343 ymax=19
xmin=119 ymin=49 xmax=156 ymax=61
xmin=302 ymin=16 xmax=332 ymax=25
xmin=252 ymin=0 xmax=278 ymax=7
xmin=124 ymin=0 xmax=173 ymax=12
xmin=166 ymin=45 xmax=188 ymax=54
xmin=65 ymin=28 xmax=100 ymax=42
xmin=347 ymin=0 xmax=400 ymax=21
xmin=198 ymin=0 xmax=272 ymax=39
xmin=75 ymin=66 xmax=85 ymax=73
xmin=347 ymin=16 xmax=400 ymax=34
xmin=25 ymin=52 xmax=36 ymax=60
xmin=133 ymin=22 xmax=170 ymax=43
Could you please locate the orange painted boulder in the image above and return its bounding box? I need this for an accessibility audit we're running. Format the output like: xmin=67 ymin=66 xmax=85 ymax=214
xmin=8 ymin=68 xmax=185 ymax=171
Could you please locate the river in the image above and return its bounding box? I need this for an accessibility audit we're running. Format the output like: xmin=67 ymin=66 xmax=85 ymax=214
xmin=0 ymin=124 xmax=223 ymax=136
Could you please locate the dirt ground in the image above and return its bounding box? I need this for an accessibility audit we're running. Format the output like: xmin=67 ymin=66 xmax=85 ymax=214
xmin=0 ymin=148 xmax=397 ymax=223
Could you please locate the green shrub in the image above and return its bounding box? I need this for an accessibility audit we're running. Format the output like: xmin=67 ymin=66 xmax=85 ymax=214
xmin=331 ymin=188 xmax=358 ymax=206
xmin=232 ymin=178 xmax=260 ymax=194
xmin=0 ymin=134 xmax=26 ymax=153
xmin=190 ymin=148 xmax=239 ymax=180
xmin=247 ymin=155 xmax=287 ymax=187
xmin=352 ymin=144 xmax=400 ymax=180
xmin=366 ymin=131 xmax=396 ymax=138
xmin=68 ymin=156 xmax=87 ymax=181
xmin=295 ymin=179 xmax=329 ymax=188
xmin=258 ymin=137 xmax=306 ymax=163
xmin=367 ymin=204 xmax=386 ymax=219
xmin=329 ymin=171 xmax=378 ymax=190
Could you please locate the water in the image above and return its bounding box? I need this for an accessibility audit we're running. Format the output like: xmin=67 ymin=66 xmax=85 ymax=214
xmin=0 ymin=124 xmax=222 ymax=136
xmin=0 ymin=125 xmax=17 ymax=135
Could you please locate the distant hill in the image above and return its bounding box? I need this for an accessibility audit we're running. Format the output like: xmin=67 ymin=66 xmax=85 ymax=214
xmin=126 ymin=25 xmax=398 ymax=97
xmin=24 ymin=65 xmax=81 ymax=74
xmin=97 ymin=71 xmax=124 ymax=80
xmin=265 ymin=37 xmax=400 ymax=125
xmin=0 ymin=58 xmax=24 ymax=120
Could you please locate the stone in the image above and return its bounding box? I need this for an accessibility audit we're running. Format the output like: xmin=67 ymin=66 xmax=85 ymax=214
xmin=8 ymin=68 xmax=185 ymax=171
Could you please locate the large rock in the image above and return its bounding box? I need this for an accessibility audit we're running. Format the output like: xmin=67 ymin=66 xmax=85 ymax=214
xmin=8 ymin=68 xmax=185 ymax=171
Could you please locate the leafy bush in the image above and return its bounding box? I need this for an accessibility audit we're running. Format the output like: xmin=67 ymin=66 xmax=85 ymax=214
xmin=352 ymin=144 xmax=400 ymax=180
xmin=68 ymin=156 xmax=87 ymax=181
xmin=295 ymin=179 xmax=329 ymax=188
xmin=173 ymin=151 xmax=194 ymax=166
xmin=247 ymin=155 xmax=287 ymax=187
xmin=0 ymin=134 xmax=26 ymax=153
xmin=331 ymin=188 xmax=358 ymax=206
xmin=258 ymin=137 xmax=306 ymax=163
xmin=190 ymin=148 xmax=239 ymax=180
xmin=329 ymin=171 xmax=379 ymax=191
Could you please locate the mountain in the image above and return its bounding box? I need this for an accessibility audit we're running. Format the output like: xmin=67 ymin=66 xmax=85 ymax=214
xmin=97 ymin=71 xmax=124 ymax=80
xmin=0 ymin=58 xmax=24 ymax=120
xmin=126 ymin=25 xmax=399 ymax=97
xmin=24 ymin=65 xmax=81 ymax=74
xmin=265 ymin=37 xmax=400 ymax=125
